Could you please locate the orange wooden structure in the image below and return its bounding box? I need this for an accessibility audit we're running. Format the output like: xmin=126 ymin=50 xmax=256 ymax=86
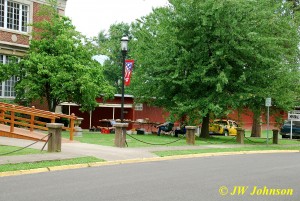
xmin=0 ymin=102 xmax=77 ymax=141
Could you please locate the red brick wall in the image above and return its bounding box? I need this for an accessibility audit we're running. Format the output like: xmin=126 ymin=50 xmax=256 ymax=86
xmin=0 ymin=2 xmax=45 ymax=47
xmin=33 ymin=2 xmax=50 ymax=23
xmin=0 ymin=31 xmax=29 ymax=46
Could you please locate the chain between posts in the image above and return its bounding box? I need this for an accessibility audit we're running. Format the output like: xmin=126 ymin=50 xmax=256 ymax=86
xmin=244 ymin=136 xmax=272 ymax=144
xmin=201 ymin=136 xmax=237 ymax=144
xmin=126 ymin=134 xmax=183 ymax=146
xmin=127 ymin=134 xmax=239 ymax=146
xmin=0 ymin=134 xmax=50 ymax=156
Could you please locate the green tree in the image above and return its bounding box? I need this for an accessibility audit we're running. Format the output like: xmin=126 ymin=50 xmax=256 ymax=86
xmin=246 ymin=0 xmax=300 ymax=136
xmin=97 ymin=23 xmax=131 ymax=93
xmin=0 ymin=2 xmax=114 ymax=111
xmin=130 ymin=0 xmax=300 ymax=138
xmin=287 ymin=0 xmax=300 ymax=11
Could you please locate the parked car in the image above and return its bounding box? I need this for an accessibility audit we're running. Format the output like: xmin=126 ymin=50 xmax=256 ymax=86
xmin=209 ymin=119 xmax=239 ymax=136
xmin=280 ymin=120 xmax=300 ymax=139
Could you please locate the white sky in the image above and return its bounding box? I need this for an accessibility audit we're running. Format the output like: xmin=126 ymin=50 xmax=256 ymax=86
xmin=65 ymin=0 xmax=169 ymax=38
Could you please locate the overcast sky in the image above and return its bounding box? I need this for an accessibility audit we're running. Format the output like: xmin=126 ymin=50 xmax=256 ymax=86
xmin=65 ymin=0 xmax=169 ymax=38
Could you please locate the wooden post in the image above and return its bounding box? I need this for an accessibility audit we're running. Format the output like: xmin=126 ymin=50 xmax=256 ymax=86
xmin=272 ymin=129 xmax=279 ymax=144
xmin=10 ymin=106 xmax=15 ymax=133
xmin=46 ymin=123 xmax=63 ymax=152
xmin=30 ymin=106 xmax=35 ymax=132
xmin=236 ymin=128 xmax=245 ymax=144
xmin=186 ymin=126 xmax=196 ymax=145
xmin=69 ymin=113 xmax=75 ymax=141
xmin=114 ymin=123 xmax=128 ymax=148
xmin=30 ymin=114 xmax=35 ymax=132
xmin=0 ymin=109 xmax=4 ymax=123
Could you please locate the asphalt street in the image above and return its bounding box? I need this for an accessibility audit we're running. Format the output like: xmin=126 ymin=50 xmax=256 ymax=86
xmin=0 ymin=153 xmax=299 ymax=201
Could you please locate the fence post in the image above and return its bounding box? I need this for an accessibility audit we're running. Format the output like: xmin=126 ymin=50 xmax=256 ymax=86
xmin=272 ymin=129 xmax=279 ymax=144
xmin=114 ymin=123 xmax=128 ymax=148
xmin=236 ymin=128 xmax=245 ymax=144
xmin=69 ymin=113 xmax=76 ymax=141
xmin=30 ymin=115 xmax=35 ymax=132
xmin=46 ymin=123 xmax=63 ymax=152
xmin=10 ymin=106 xmax=15 ymax=133
xmin=0 ymin=109 xmax=5 ymax=123
xmin=186 ymin=126 xmax=196 ymax=145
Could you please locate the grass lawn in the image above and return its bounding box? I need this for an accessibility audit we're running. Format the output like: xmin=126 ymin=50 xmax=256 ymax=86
xmin=63 ymin=132 xmax=189 ymax=147
xmin=62 ymin=130 xmax=300 ymax=158
xmin=62 ymin=130 xmax=300 ymax=147
xmin=0 ymin=143 xmax=105 ymax=173
xmin=0 ymin=156 xmax=104 ymax=172
xmin=0 ymin=145 xmax=46 ymax=156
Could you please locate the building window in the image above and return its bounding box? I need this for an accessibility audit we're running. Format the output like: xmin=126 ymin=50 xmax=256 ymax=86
xmin=134 ymin=103 xmax=143 ymax=111
xmin=0 ymin=0 xmax=29 ymax=32
xmin=0 ymin=0 xmax=4 ymax=28
xmin=0 ymin=54 xmax=18 ymax=98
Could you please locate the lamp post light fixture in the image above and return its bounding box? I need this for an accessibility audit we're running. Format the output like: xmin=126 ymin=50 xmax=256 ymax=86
xmin=120 ymin=36 xmax=129 ymax=123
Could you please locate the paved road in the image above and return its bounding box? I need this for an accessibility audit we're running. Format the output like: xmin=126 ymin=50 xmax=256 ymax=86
xmin=0 ymin=153 xmax=299 ymax=201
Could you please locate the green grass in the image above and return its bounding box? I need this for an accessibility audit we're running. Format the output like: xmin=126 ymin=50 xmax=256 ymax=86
xmin=244 ymin=130 xmax=281 ymax=138
xmin=63 ymin=132 xmax=189 ymax=147
xmin=154 ymin=145 xmax=300 ymax=157
xmin=0 ymin=156 xmax=104 ymax=172
xmin=0 ymin=145 xmax=46 ymax=156
xmin=62 ymin=130 xmax=300 ymax=147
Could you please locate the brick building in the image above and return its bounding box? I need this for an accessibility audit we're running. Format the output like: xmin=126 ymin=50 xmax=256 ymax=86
xmin=0 ymin=0 xmax=67 ymax=99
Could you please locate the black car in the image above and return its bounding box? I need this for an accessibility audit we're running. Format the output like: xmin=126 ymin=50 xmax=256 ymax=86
xmin=280 ymin=120 xmax=300 ymax=139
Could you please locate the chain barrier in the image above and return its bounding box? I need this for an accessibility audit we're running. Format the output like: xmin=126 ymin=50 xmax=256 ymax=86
xmin=0 ymin=134 xmax=50 ymax=156
xmin=201 ymin=136 xmax=237 ymax=144
xmin=127 ymin=134 xmax=183 ymax=146
xmin=41 ymin=134 xmax=52 ymax=151
xmin=244 ymin=136 xmax=272 ymax=144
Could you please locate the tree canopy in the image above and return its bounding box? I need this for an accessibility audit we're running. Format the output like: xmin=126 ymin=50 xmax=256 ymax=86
xmin=0 ymin=2 xmax=114 ymax=112
xmin=130 ymin=0 xmax=300 ymax=137
xmin=97 ymin=23 xmax=131 ymax=94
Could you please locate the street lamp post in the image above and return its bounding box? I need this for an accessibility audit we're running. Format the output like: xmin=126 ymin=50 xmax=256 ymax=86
xmin=121 ymin=36 xmax=128 ymax=123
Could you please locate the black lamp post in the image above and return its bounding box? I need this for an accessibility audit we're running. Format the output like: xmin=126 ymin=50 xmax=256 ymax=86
xmin=121 ymin=36 xmax=128 ymax=123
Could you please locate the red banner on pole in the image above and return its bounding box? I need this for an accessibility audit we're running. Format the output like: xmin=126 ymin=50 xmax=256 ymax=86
xmin=125 ymin=60 xmax=134 ymax=86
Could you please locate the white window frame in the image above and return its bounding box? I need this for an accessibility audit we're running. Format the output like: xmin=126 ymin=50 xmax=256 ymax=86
xmin=0 ymin=0 xmax=29 ymax=32
xmin=134 ymin=103 xmax=143 ymax=111
xmin=0 ymin=54 xmax=18 ymax=98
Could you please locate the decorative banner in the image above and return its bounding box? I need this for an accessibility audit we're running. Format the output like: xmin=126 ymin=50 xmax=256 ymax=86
xmin=125 ymin=60 xmax=134 ymax=86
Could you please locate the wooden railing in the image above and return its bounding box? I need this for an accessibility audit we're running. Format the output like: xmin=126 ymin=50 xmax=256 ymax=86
xmin=0 ymin=102 xmax=77 ymax=140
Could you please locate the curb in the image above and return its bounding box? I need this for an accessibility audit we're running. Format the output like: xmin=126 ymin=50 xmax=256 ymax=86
xmin=0 ymin=150 xmax=299 ymax=177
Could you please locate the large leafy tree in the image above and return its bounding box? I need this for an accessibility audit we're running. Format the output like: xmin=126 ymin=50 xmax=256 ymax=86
xmin=97 ymin=23 xmax=131 ymax=93
xmin=287 ymin=0 xmax=300 ymax=11
xmin=0 ymin=2 xmax=114 ymax=112
xmin=130 ymin=0 xmax=300 ymax=138
xmin=247 ymin=0 xmax=300 ymax=136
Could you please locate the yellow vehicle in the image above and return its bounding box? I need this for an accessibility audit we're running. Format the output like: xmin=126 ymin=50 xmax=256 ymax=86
xmin=209 ymin=119 xmax=239 ymax=136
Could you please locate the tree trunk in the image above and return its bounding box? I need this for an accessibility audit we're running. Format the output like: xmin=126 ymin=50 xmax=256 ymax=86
xmin=251 ymin=113 xmax=261 ymax=137
xmin=200 ymin=114 xmax=210 ymax=138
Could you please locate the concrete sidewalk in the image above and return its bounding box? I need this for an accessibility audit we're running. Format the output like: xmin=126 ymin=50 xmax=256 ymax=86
xmin=0 ymin=136 xmax=246 ymax=165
